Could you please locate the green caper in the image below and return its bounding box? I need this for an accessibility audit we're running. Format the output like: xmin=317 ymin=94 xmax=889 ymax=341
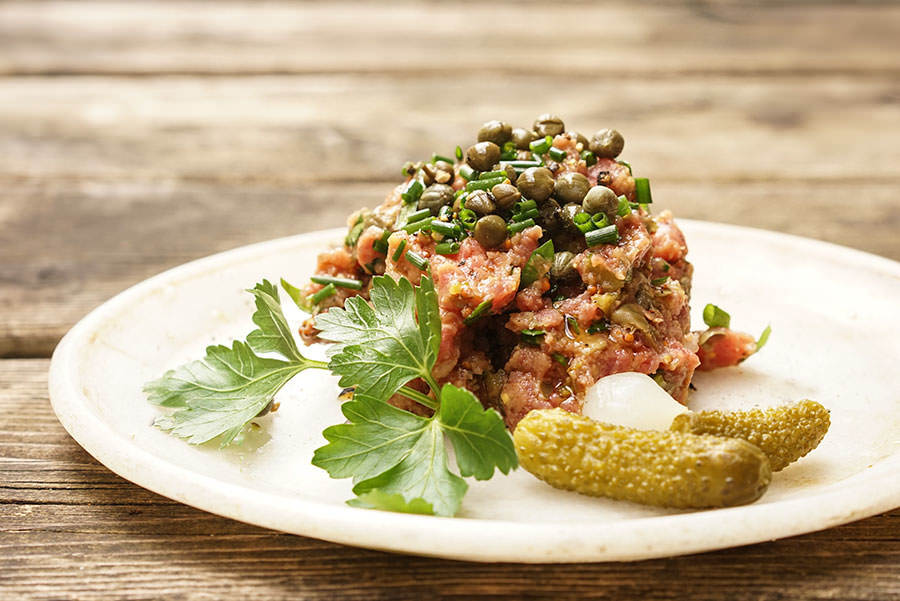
xmin=551 ymin=251 xmax=578 ymax=281
xmin=554 ymin=172 xmax=591 ymax=205
xmin=511 ymin=127 xmax=537 ymax=150
xmin=477 ymin=120 xmax=512 ymax=146
xmin=418 ymin=184 xmax=455 ymax=215
xmin=491 ymin=183 xmax=521 ymax=211
xmin=533 ymin=114 xmax=565 ymax=138
xmin=589 ymin=128 xmax=625 ymax=159
xmin=560 ymin=202 xmax=581 ymax=233
xmin=571 ymin=131 xmax=589 ymax=149
xmin=474 ymin=215 xmax=508 ymax=248
xmin=516 ymin=167 xmax=555 ymax=203
xmin=465 ymin=189 xmax=496 ymax=216
xmin=582 ymin=185 xmax=619 ymax=217
xmin=538 ymin=198 xmax=561 ymax=232
xmin=466 ymin=141 xmax=501 ymax=172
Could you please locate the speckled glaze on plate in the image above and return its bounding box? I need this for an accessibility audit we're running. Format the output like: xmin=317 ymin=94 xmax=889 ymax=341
xmin=48 ymin=221 xmax=900 ymax=563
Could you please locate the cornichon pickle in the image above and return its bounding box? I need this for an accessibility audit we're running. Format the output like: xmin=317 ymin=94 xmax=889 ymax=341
xmin=670 ymin=399 xmax=830 ymax=472
xmin=515 ymin=409 xmax=771 ymax=508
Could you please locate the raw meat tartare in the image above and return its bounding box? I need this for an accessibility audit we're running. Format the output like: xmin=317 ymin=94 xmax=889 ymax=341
xmin=300 ymin=115 xmax=759 ymax=429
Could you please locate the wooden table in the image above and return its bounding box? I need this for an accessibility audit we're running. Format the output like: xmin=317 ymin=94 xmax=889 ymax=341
xmin=2 ymin=2 xmax=898 ymax=599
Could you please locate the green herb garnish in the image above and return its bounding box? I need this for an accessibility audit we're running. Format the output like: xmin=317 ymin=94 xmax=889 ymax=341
xmin=521 ymin=240 xmax=554 ymax=287
xmin=702 ymin=303 xmax=731 ymax=329
xmin=146 ymin=276 xmax=517 ymax=517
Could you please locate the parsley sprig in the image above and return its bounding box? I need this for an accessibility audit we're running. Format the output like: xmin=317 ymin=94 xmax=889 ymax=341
xmin=145 ymin=275 xmax=517 ymax=516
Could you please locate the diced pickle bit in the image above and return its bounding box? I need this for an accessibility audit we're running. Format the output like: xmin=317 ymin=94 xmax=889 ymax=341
xmin=514 ymin=409 xmax=771 ymax=509
xmin=670 ymin=399 xmax=830 ymax=472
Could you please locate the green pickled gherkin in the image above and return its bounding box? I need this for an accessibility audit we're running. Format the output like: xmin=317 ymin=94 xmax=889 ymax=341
xmin=514 ymin=409 xmax=772 ymax=509
xmin=670 ymin=399 xmax=830 ymax=472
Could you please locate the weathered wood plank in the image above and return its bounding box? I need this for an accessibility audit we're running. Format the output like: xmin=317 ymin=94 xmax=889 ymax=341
xmin=1 ymin=359 xmax=898 ymax=601
xmin=1 ymin=75 xmax=898 ymax=183
xmin=1 ymin=179 xmax=897 ymax=358
xmin=1 ymin=1 xmax=898 ymax=76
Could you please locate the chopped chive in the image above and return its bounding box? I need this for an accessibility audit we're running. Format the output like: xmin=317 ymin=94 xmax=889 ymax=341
xmin=515 ymin=199 xmax=538 ymax=213
xmin=478 ymin=170 xmax=507 ymax=180
xmin=402 ymin=219 xmax=431 ymax=234
xmin=634 ymin=177 xmax=652 ymax=204
xmin=401 ymin=179 xmax=424 ymax=205
xmin=502 ymin=141 xmax=517 ymax=154
xmin=565 ymin=315 xmax=581 ymax=335
xmin=406 ymin=208 xmax=432 ymax=224
xmin=574 ymin=211 xmax=594 ymax=233
xmin=466 ymin=177 xmax=506 ymax=192
xmin=458 ymin=208 xmax=477 ymax=229
xmin=435 ymin=241 xmax=460 ymax=255
xmin=521 ymin=328 xmax=546 ymax=345
xmin=587 ymin=320 xmax=609 ymax=334
xmin=591 ymin=212 xmax=610 ymax=228
xmin=438 ymin=205 xmax=452 ymax=221
xmin=507 ymin=218 xmax=535 ymax=233
xmin=432 ymin=153 xmax=454 ymax=164
xmin=459 ymin=165 xmax=475 ymax=181
xmin=552 ymin=352 xmax=569 ymax=367
xmin=430 ymin=220 xmax=461 ymax=238
xmin=373 ymin=230 xmax=391 ymax=254
xmin=309 ymin=283 xmax=336 ymax=304
xmin=345 ymin=219 xmax=365 ymax=247
xmin=585 ymin=224 xmax=619 ymax=246
xmin=464 ymin=298 xmax=493 ymax=324
xmin=500 ymin=151 xmax=518 ymax=161
xmin=392 ymin=239 xmax=407 ymax=262
xmin=756 ymin=325 xmax=772 ymax=351
xmin=310 ymin=275 xmax=363 ymax=290
xmin=521 ymin=240 xmax=554 ymax=287
xmin=405 ymin=250 xmax=429 ymax=270
xmin=529 ymin=135 xmax=552 ymax=155
xmin=455 ymin=145 xmax=463 ymax=161
xmin=512 ymin=208 xmax=539 ymax=222
xmin=702 ymin=304 xmax=731 ymax=329
xmin=500 ymin=160 xmax=542 ymax=169
xmin=651 ymin=276 xmax=669 ymax=286
xmin=616 ymin=195 xmax=631 ymax=217
xmin=580 ymin=150 xmax=597 ymax=167
xmin=548 ymin=146 xmax=567 ymax=161
xmin=617 ymin=160 xmax=633 ymax=175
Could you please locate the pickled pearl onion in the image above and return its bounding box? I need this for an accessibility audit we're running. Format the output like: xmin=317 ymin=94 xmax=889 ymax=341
xmin=581 ymin=372 xmax=690 ymax=431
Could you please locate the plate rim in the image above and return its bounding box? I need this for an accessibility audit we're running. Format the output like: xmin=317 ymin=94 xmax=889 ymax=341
xmin=48 ymin=220 xmax=900 ymax=563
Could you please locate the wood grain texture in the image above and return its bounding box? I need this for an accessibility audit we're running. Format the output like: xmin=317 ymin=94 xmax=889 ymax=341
xmin=1 ymin=178 xmax=898 ymax=358
xmin=2 ymin=1 xmax=898 ymax=76
xmin=2 ymin=359 xmax=899 ymax=601
xmin=2 ymin=0 xmax=898 ymax=597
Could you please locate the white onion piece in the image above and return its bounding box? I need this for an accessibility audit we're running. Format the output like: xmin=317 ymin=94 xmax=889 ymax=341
xmin=581 ymin=372 xmax=690 ymax=431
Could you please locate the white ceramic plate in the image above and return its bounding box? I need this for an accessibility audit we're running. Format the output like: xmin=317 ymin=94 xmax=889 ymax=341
xmin=49 ymin=221 xmax=900 ymax=563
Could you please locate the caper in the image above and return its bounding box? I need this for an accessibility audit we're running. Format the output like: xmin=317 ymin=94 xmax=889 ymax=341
xmin=538 ymin=198 xmax=561 ymax=232
xmin=551 ymin=251 xmax=578 ymax=281
xmin=533 ymin=114 xmax=565 ymax=138
xmin=571 ymin=131 xmax=589 ymax=150
xmin=477 ymin=120 xmax=512 ymax=146
xmin=474 ymin=215 xmax=508 ymax=248
xmin=491 ymin=183 xmax=521 ymax=211
xmin=418 ymin=184 xmax=455 ymax=215
xmin=466 ymin=142 xmax=501 ymax=172
xmin=589 ymin=128 xmax=625 ymax=159
xmin=554 ymin=172 xmax=591 ymax=205
xmin=560 ymin=202 xmax=581 ymax=232
xmin=465 ymin=189 xmax=496 ymax=216
xmin=511 ymin=127 xmax=537 ymax=150
xmin=582 ymin=185 xmax=619 ymax=217
xmin=516 ymin=167 xmax=555 ymax=203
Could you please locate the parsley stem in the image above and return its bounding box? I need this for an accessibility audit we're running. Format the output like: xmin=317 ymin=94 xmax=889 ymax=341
xmin=399 ymin=386 xmax=438 ymax=411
